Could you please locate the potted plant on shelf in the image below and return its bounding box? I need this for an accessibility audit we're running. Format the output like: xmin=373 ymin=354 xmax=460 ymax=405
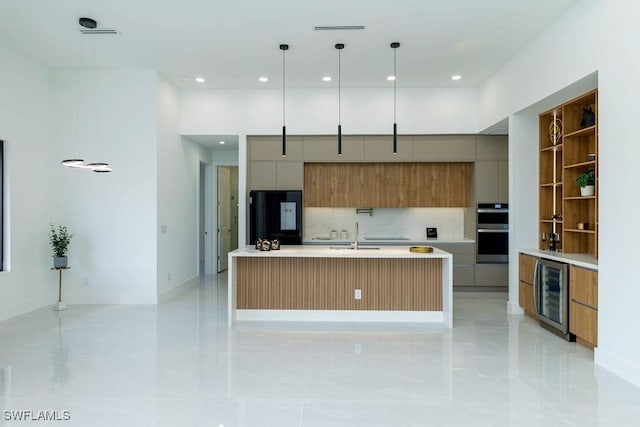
xmin=49 ymin=224 xmax=73 ymax=268
xmin=575 ymin=169 xmax=595 ymax=196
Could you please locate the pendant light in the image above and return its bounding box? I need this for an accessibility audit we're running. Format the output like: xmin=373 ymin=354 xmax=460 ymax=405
xmin=335 ymin=43 xmax=345 ymax=155
xmin=390 ymin=42 xmax=400 ymax=154
xmin=280 ymin=44 xmax=289 ymax=157
xmin=61 ymin=17 xmax=112 ymax=173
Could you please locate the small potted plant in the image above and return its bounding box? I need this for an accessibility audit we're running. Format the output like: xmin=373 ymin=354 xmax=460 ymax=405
xmin=49 ymin=224 xmax=73 ymax=268
xmin=575 ymin=169 xmax=595 ymax=196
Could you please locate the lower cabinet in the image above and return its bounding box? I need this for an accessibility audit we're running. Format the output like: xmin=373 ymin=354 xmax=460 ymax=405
xmin=475 ymin=263 xmax=508 ymax=287
xmin=569 ymin=265 xmax=598 ymax=347
xmin=428 ymin=243 xmax=475 ymax=287
xmin=518 ymin=281 xmax=535 ymax=318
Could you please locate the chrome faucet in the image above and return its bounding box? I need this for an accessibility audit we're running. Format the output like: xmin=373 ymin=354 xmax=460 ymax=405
xmin=354 ymin=221 xmax=359 ymax=250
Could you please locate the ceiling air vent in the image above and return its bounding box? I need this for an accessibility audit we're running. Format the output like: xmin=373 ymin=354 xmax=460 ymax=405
xmin=314 ymin=25 xmax=366 ymax=31
xmin=80 ymin=28 xmax=119 ymax=35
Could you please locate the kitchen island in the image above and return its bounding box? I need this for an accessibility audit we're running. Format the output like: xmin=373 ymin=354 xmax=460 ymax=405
xmin=227 ymin=245 xmax=453 ymax=327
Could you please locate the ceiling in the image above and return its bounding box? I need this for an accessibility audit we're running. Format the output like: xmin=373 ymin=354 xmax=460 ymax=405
xmin=0 ymin=0 xmax=578 ymax=90
xmin=183 ymin=135 xmax=239 ymax=151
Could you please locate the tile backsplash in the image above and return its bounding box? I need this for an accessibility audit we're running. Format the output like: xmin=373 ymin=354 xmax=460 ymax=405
xmin=304 ymin=207 xmax=465 ymax=241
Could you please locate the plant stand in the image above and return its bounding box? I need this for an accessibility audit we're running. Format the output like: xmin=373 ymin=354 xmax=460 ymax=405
xmin=51 ymin=267 xmax=70 ymax=311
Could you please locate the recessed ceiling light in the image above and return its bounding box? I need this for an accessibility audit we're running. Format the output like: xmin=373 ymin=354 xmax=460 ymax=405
xmin=258 ymin=76 xmax=268 ymax=82
xmin=195 ymin=77 xmax=206 ymax=83
xmin=387 ymin=75 xmax=396 ymax=81
xmin=451 ymin=74 xmax=462 ymax=81
xmin=219 ymin=140 xmax=225 ymax=145
xmin=322 ymin=76 xmax=332 ymax=82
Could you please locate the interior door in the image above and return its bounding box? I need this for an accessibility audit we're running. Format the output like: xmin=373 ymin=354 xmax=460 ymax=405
xmin=217 ymin=166 xmax=231 ymax=272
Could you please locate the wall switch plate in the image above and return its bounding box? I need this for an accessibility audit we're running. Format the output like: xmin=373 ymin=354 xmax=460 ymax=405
xmin=354 ymin=289 xmax=362 ymax=300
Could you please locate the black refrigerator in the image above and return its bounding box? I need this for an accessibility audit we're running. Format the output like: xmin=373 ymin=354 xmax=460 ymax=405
xmin=249 ymin=190 xmax=303 ymax=245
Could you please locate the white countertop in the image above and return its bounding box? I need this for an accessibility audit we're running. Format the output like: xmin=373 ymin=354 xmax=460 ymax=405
xmin=519 ymin=249 xmax=598 ymax=270
xmin=231 ymin=245 xmax=452 ymax=259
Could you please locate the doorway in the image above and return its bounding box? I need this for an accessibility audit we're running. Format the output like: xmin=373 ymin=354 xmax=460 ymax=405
xmin=217 ymin=166 xmax=239 ymax=272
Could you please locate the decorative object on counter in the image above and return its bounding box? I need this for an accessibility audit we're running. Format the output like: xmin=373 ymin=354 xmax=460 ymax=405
xmin=270 ymin=239 xmax=280 ymax=250
xmin=335 ymin=43 xmax=345 ymax=155
xmin=548 ymin=113 xmax=563 ymax=145
xmin=541 ymin=231 xmax=547 ymax=242
xmin=575 ymin=169 xmax=595 ymax=196
xmin=577 ymin=222 xmax=589 ymax=230
xmin=260 ymin=239 xmax=272 ymax=251
xmin=279 ymin=43 xmax=289 ymax=157
xmin=330 ymin=229 xmax=338 ymax=240
xmin=549 ymin=232 xmax=561 ymax=252
xmin=580 ymin=106 xmax=596 ymax=128
xmin=255 ymin=237 xmax=263 ymax=249
xmin=49 ymin=224 xmax=73 ymax=269
xmin=340 ymin=229 xmax=349 ymax=239
xmin=426 ymin=227 xmax=438 ymax=239
xmin=409 ymin=246 xmax=433 ymax=253
xmin=588 ymin=153 xmax=596 ymax=161
xmin=390 ymin=41 xmax=400 ymax=154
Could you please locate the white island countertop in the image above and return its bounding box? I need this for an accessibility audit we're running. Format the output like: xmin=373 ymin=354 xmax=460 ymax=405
xmin=231 ymin=245 xmax=452 ymax=259
xmin=228 ymin=245 xmax=453 ymax=328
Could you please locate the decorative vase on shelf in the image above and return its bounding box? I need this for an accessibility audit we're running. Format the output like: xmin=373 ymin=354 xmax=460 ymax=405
xmin=580 ymin=185 xmax=595 ymax=197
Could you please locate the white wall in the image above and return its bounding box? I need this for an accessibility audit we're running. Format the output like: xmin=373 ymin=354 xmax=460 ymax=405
xmin=179 ymin=87 xmax=479 ymax=135
xmin=479 ymin=0 xmax=640 ymax=386
xmin=157 ymin=77 xmax=211 ymax=297
xmin=51 ymin=69 xmax=159 ymax=304
xmin=0 ymin=44 xmax=55 ymax=321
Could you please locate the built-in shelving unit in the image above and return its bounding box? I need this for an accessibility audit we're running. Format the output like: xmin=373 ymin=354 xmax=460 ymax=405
xmin=539 ymin=90 xmax=598 ymax=257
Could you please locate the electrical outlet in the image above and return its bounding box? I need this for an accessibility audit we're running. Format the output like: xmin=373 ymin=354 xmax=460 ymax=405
xmin=354 ymin=289 xmax=362 ymax=300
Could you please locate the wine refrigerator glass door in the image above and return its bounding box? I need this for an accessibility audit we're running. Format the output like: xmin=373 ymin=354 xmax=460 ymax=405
xmin=537 ymin=259 xmax=569 ymax=333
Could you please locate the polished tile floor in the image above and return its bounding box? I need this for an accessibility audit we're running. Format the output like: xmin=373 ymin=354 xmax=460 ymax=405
xmin=1 ymin=274 xmax=639 ymax=426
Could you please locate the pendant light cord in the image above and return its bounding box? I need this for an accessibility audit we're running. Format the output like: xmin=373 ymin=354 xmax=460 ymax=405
xmin=282 ymin=47 xmax=286 ymax=127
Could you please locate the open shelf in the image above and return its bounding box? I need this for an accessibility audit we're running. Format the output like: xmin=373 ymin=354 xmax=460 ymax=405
xmin=539 ymin=89 xmax=598 ymax=257
xmin=564 ymin=160 xmax=596 ymax=169
xmin=540 ymin=144 xmax=563 ymax=152
xmin=564 ymin=125 xmax=596 ymax=138
xmin=565 ymin=228 xmax=597 ymax=234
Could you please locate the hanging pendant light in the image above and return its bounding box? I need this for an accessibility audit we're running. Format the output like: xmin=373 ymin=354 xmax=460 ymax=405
xmin=335 ymin=43 xmax=344 ymax=156
xmin=280 ymin=44 xmax=289 ymax=157
xmin=61 ymin=17 xmax=112 ymax=173
xmin=390 ymin=42 xmax=400 ymax=154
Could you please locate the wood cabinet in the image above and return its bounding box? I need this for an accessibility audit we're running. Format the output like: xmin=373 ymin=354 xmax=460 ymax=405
xmin=539 ymin=90 xmax=598 ymax=256
xmin=304 ymin=162 xmax=471 ymax=208
xmin=569 ymin=265 xmax=598 ymax=347
xmin=518 ymin=253 xmax=537 ymax=318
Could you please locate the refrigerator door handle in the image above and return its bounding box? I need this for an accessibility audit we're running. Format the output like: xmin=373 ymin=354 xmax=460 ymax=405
xmin=533 ymin=259 xmax=540 ymax=318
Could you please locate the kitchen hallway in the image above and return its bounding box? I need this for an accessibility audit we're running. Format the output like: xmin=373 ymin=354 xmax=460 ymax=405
xmin=0 ymin=276 xmax=638 ymax=426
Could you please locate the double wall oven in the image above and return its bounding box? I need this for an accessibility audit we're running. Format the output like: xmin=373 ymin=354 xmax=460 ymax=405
xmin=476 ymin=203 xmax=509 ymax=263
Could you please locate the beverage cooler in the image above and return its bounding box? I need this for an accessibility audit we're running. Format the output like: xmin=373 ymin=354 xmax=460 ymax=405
xmin=534 ymin=258 xmax=574 ymax=341
xmin=249 ymin=190 xmax=302 ymax=245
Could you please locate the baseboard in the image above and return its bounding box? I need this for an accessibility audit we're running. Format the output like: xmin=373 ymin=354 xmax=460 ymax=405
xmin=64 ymin=292 xmax=158 ymax=305
xmin=158 ymin=275 xmax=199 ymax=303
xmin=507 ymin=300 xmax=525 ymax=315
xmin=595 ymin=347 xmax=640 ymax=388
xmin=0 ymin=297 xmax=53 ymax=323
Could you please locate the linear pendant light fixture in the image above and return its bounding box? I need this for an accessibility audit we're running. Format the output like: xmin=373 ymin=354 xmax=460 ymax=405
xmin=335 ymin=43 xmax=344 ymax=156
xmin=280 ymin=44 xmax=289 ymax=157
xmin=61 ymin=17 xmax=112 ymax=173
xmin=391 ymin=42 xmax=400 ymax=154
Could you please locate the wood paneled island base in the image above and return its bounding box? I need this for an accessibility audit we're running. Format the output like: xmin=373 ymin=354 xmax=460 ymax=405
xmin=228 ymin=246 xmax=453 ymax=327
